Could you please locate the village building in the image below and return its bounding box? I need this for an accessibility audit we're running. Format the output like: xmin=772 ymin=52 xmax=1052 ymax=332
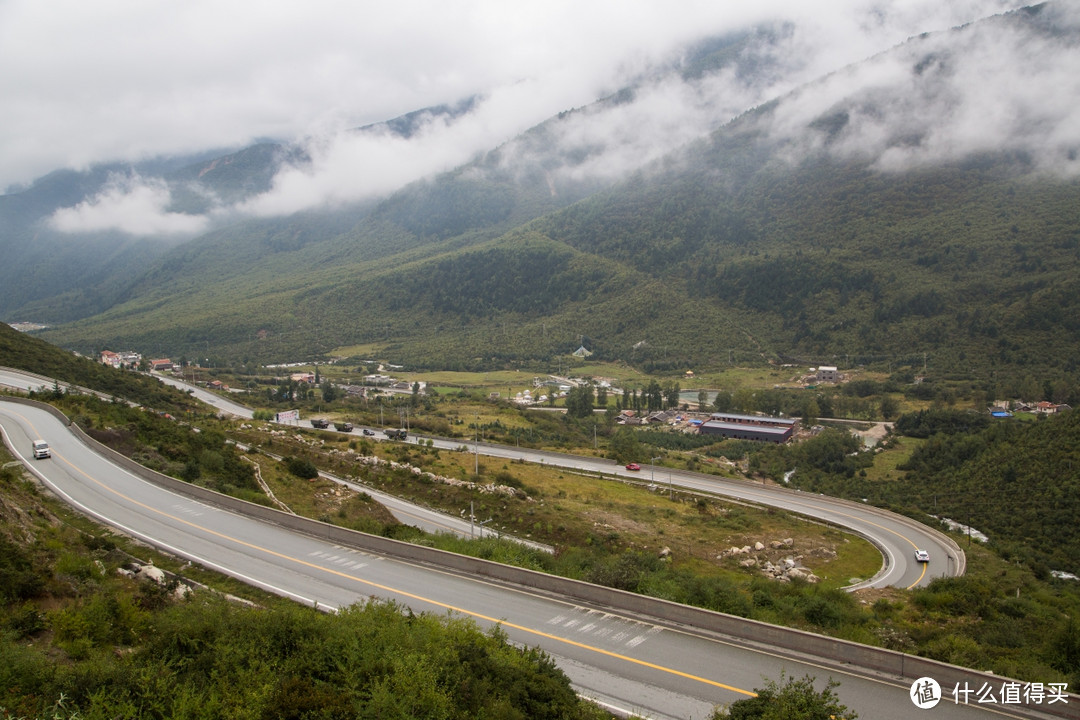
xmin=699 ymin=419 xmax=793 ymax=443
xmin=99 ymin=350 xmax=141 ymax=368
xmin=699 ymin=412 xmax=798 ymax=443
xmin=816 ymin=366 xmax=840 ymax=383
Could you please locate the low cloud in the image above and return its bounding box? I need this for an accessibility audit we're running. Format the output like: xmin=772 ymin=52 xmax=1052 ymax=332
xmin=237 ymin=79 xmax=563 ymax=216
xmin=766 ymin=4 xmax=1080 ymax=175
xmin=23 ymin=0 xmax=1073 ymax=230
xmin=49 ymin=173 xmax=209 ymax=236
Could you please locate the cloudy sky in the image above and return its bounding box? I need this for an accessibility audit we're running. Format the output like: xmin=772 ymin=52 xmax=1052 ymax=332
xmin=2 ymin=0 xmax=1055 ymax=233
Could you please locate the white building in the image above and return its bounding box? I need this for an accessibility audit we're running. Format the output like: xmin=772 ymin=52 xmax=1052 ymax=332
xmin=816 ymin=366 xmax=839 ymax=383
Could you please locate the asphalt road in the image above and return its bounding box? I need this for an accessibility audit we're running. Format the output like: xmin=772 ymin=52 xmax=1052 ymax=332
xmin=151 ymin=373 xmax=957 ymax=590
xmin=0 ymin=399 xmax=1040 ymax=720
xmin=2 ymin=368 xmax=538 ymax=545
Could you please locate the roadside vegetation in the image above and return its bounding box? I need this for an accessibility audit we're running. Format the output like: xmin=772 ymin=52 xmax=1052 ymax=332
xmin=31 ymin=384 xmax=1078 ymax=690
xmin=233 ymin=415 xmax=1080 ymax=689
xmin=4 ymin=330 xmax=1080 ymax=694
xmin=714 ymin=674 xmax=858 ymax=720
xmin=0 ymin=447 xmax=609 ymax=720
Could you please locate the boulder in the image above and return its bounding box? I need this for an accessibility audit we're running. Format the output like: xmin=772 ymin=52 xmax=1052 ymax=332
xmin=754 ymin=541 xmax=765 ymax=551
xmin=139 ymin=565 xmax=167 ymax=585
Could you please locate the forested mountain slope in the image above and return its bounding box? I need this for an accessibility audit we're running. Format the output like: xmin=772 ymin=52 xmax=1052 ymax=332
xmin=898 ymin=409 xmax=1080 ymax=574
xmin=29 ymin=3 xmax=1080 ymax=386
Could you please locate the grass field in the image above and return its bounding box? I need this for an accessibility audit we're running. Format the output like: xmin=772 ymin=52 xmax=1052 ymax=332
xmin=248 ymin=426 xmax=884 ymax=592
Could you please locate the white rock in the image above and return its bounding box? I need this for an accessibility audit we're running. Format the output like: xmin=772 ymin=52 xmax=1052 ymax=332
xmin=139 ymin=565 xmax=167 ymax=585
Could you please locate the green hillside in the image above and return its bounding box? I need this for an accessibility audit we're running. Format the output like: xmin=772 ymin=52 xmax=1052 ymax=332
xmin=897 ymin=410 xmax=1080 ymax=574
xmin=41 ymin=140 xmax=1080 ymax=384
xmin=30 ymin=3 xmax=1080 ymax=390
xmin=0 ymin=323 xmax=192 ymax=410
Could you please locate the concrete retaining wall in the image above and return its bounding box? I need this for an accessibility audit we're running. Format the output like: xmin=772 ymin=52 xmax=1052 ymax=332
xmin=4 ymin=396 xmax=1073 ymax=719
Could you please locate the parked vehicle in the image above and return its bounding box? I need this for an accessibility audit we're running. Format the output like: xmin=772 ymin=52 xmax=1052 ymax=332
xmin=334 ymin=421 xmax=353 ymax=432
xmin=310 ymin=418 xmax=329 ymax=429
xmin=32 ymin=439 xmax=51 ymax=459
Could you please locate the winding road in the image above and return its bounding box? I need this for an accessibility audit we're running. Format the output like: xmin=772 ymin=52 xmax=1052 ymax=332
xmin=0 ymin=397 xmax=1045 ymax=720
xmin=149 ymin=371 xmax=960 ymax=591
xmin=6 ymin=367 xmax=1071 ymax=718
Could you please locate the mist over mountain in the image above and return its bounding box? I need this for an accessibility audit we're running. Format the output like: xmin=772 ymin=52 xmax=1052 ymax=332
xmin=5 ymin=3 xmax=1079 ymax=385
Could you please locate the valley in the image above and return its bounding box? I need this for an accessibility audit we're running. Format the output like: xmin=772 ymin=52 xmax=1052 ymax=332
xmin=2 ymin=2 xmax=1080 ymax=717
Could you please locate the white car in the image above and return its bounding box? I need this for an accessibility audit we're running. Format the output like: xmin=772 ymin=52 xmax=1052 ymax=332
xmin=914 ymin=549 xmax=930 ymax=563
xmin=32 ymin=439 xmax=51 ymax=459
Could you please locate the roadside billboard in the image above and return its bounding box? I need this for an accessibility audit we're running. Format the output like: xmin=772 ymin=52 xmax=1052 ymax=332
xmin=275 ymin=409 xmax=300 ymax=423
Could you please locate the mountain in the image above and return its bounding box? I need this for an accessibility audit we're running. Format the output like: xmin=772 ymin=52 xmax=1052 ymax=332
xmin=0 ymin=100 xmax=494 ymax=324
xmin=12 ymin=3 xmax=1080 ymax=386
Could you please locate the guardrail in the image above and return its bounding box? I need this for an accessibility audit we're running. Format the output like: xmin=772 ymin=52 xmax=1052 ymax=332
xmin=3 ymin=396 xmax=1073 ymax=719
xmin=451 ymin=436 xmax=966 ymax=585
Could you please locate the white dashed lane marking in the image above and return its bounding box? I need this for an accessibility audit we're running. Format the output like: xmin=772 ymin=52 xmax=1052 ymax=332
xmin=547 ymin=607 xmax=663 ymax=650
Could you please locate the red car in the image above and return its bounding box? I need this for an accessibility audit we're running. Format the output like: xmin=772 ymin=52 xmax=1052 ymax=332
xmin=625 ymin=463 xmax=641 ymax=471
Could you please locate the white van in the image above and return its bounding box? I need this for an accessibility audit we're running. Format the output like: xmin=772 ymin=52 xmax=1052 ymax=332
xmin=32 ymin=440 xmax=50 ymax=459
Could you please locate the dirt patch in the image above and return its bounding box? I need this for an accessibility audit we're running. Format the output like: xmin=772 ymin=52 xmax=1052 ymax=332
xmin=584 ymin=509 xmax=654 ymax=537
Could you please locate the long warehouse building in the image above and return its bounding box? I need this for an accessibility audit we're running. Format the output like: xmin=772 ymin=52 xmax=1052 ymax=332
xmin=698 ymin=413 xmax=797 ymax=443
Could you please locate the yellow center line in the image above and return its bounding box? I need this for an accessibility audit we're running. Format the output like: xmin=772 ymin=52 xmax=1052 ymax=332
xmin=55 ymin=448 xmax=756 ymax=698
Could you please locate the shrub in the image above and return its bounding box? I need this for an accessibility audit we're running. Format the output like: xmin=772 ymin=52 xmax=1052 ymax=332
xmin=284 ymin=456 xmax=319 ymax=479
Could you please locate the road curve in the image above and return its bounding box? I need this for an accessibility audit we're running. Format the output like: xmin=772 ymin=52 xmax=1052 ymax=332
xmin=0 ymin=399 xmax=1034 ymax=720
xmin=3 ymin=368 xmax=540 ymax=545
xmin=4 ymin=367 xmax=962 ymax=589
xmin=150 ymin=373 xmax=957 ymax=589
